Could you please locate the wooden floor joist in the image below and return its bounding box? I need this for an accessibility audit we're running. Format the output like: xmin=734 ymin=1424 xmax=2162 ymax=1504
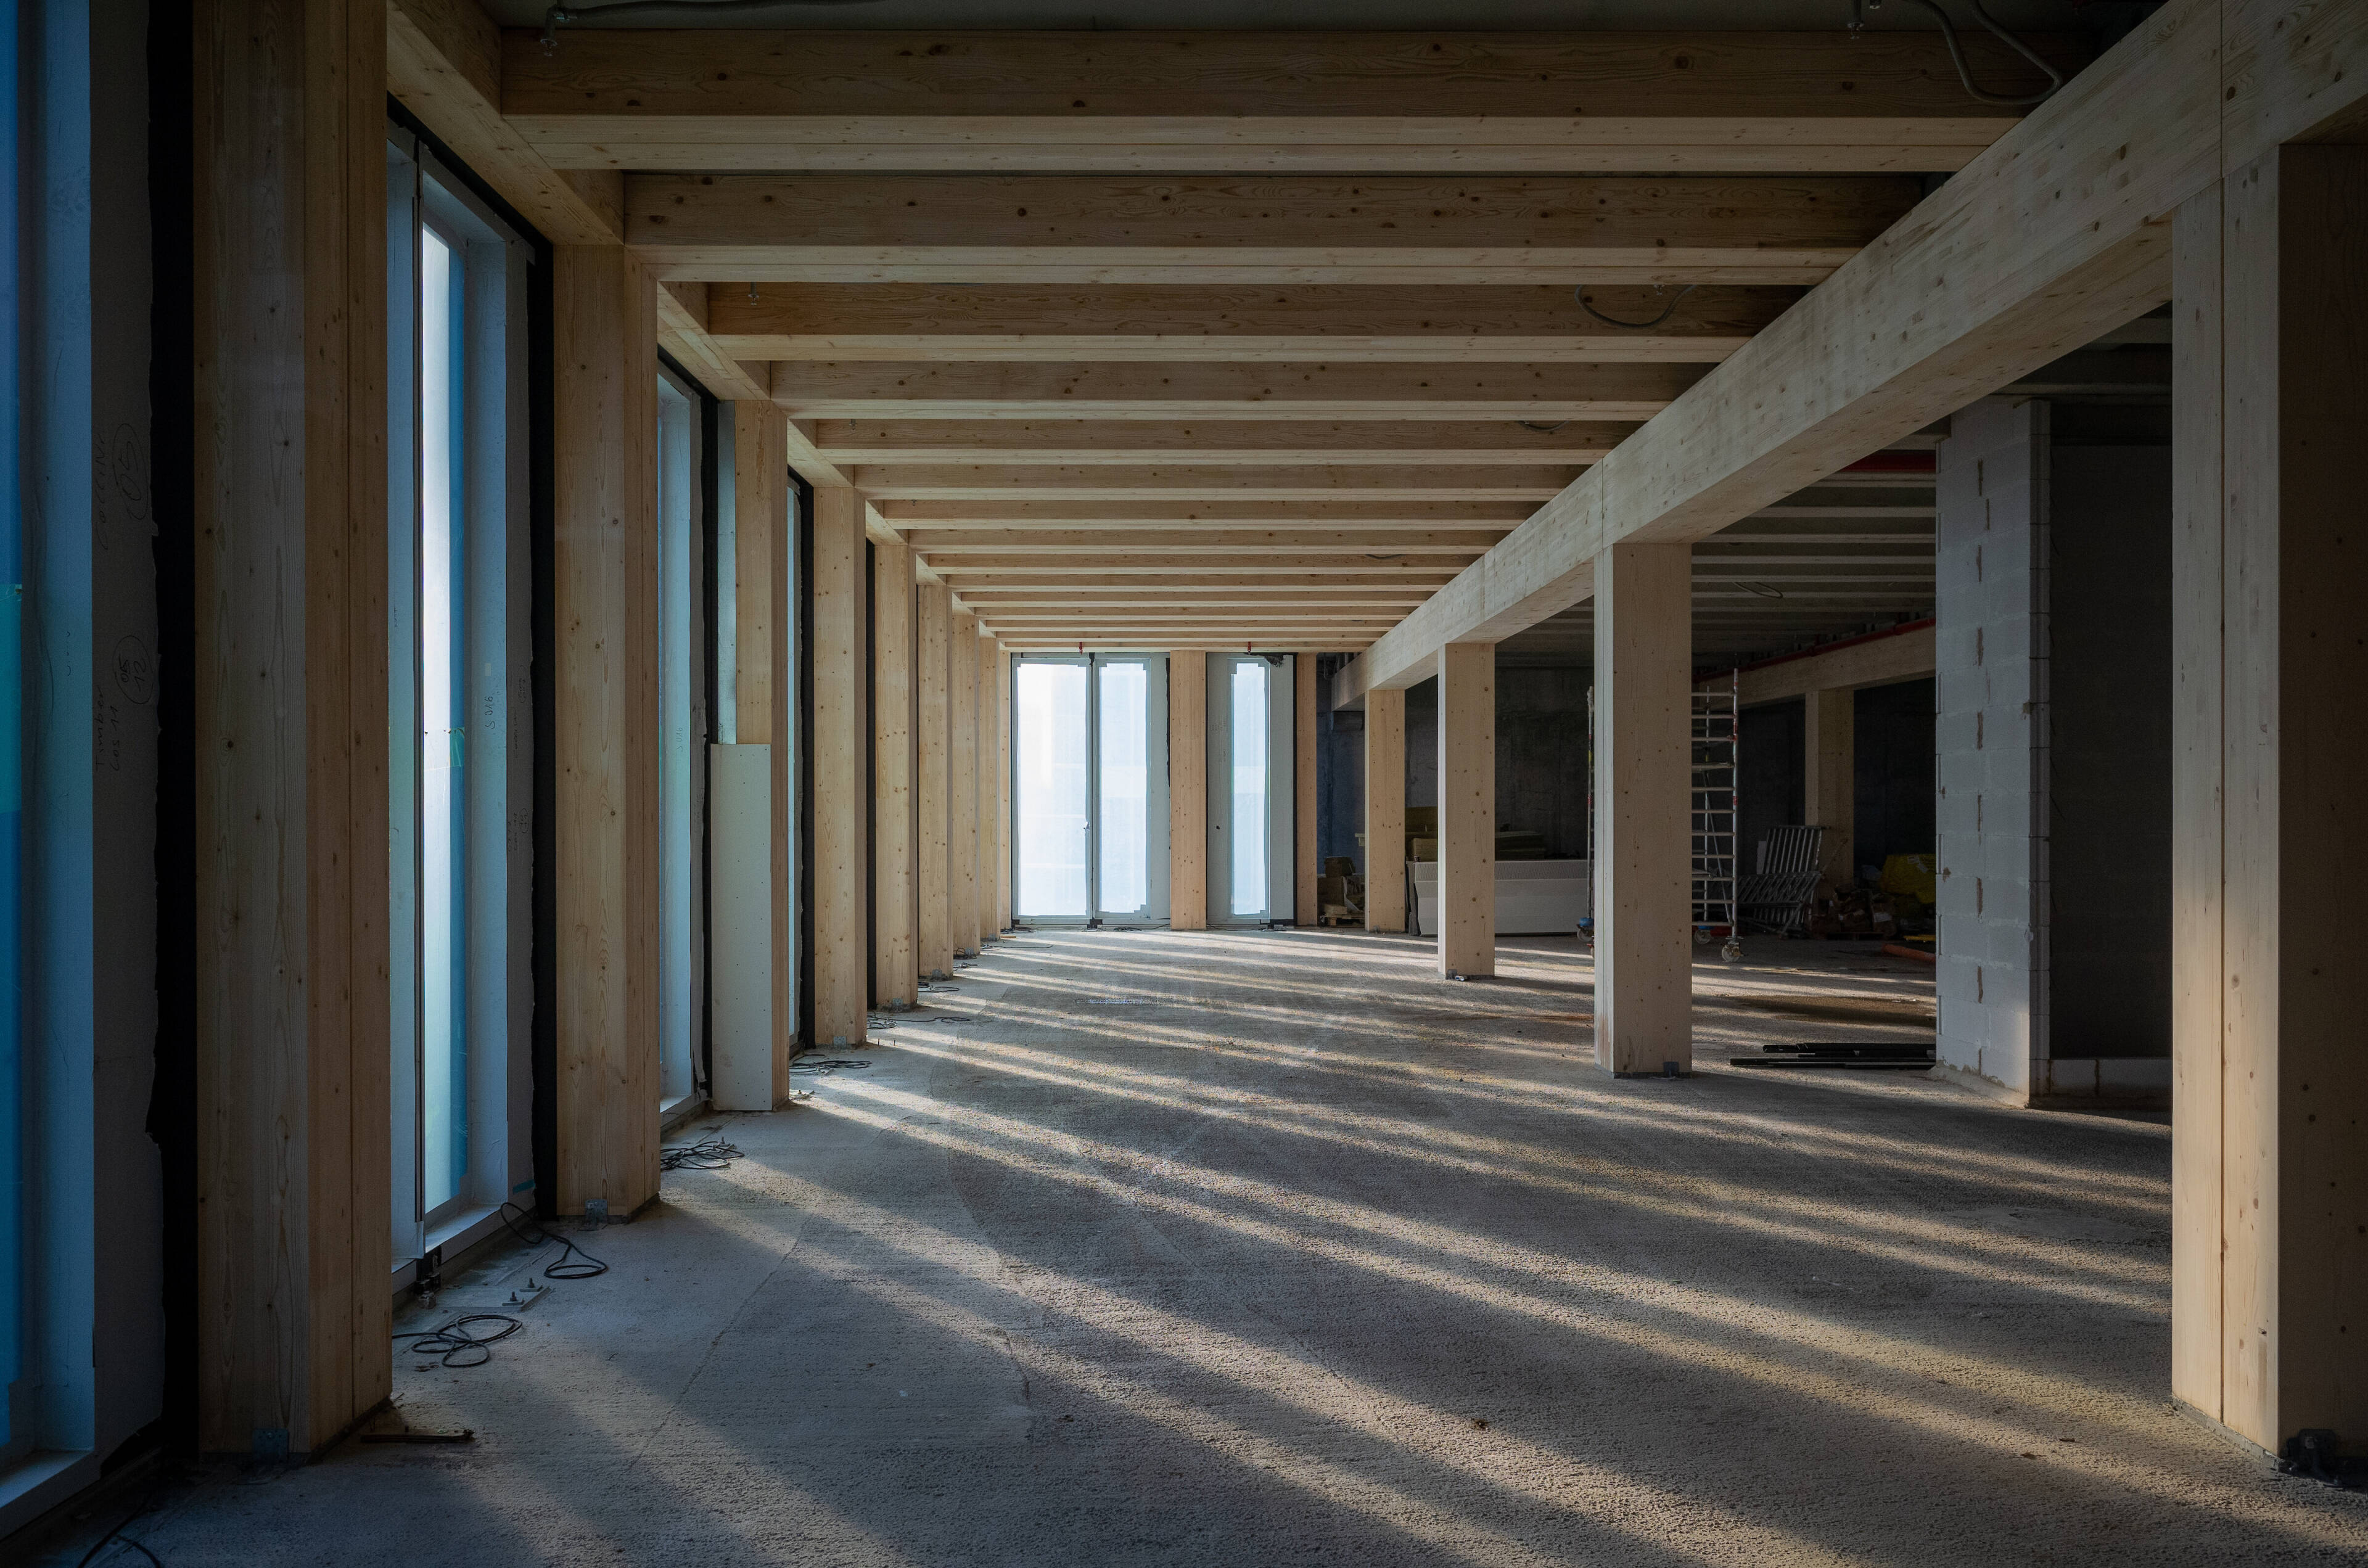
xmin=937 ymin=571 xmax=1460 ymax=590
xmin=502 ymin=28 xmax=2073 ymax=173
xmin=908 ymin=530 xmax=1507 ymax=555
xmin=810 ymin=418 xmax=1642 ymax=466
xmin=708 ymin=283 xmax=1790 ymax=363
xmin=876 ymin=500 xmax=1537 ymax=528
xmin=771 ymin=359 xmax=1701 ymax=421
xmin=927 ymin=554 xmax=1484 ymax=575
xmin=631 ymin=173 xmax=1918 ymax=286
xmin=850 ymin=464 xmax=1579 ymax=501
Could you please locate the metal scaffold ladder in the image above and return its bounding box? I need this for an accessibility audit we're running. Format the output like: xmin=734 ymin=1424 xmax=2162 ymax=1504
xmin=1692 ymin=675 xmax=1743 ymax=961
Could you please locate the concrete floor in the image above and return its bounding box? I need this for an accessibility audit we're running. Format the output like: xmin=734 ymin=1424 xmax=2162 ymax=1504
xmin=31 ymin=929 xmax=2368 ymax=1566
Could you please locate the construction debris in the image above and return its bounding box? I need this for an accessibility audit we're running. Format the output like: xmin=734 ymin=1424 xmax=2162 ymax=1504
xmin=1730 ymin=1041 xmax=1935 ymax=1070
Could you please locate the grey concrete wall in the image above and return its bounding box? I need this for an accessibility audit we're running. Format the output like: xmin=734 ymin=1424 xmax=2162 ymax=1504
xmin=1406 ymin=675 xmax=1438 ymax=810
xmin=1935 ymin=398 xmax=2051 ymax=1102
xmin=1854 ymin=677 xmax=1937 ymax=876
xmin=1935 ymin=400 xmax=2171 ymax=1107
xmin=2047 ymin=446 xmax=2173 ymax=1059
xmin=1495 ymin=664 xmax=1591 ymax=859
xmin=1401 ymin=661 xmax=1590 ymax=852
xmin=1738 ymin=698 xmax=1804 ymax=871
xmin=1313 ymin=653 xmax=1365 ymax=869
xmin=1323 ymin=657 xmax=1591 ymax=873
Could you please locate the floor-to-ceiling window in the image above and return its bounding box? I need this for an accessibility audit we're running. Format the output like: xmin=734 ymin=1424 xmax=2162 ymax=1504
xmin=0 ymin=0 xmax=20 ymax=1457
xmin=1207 ymin=654 xmax=1296 ymax=926
xmin=1013 ymin=654 xmax=1166 ymax=924
xmin=387 ymin=129 xmax=531 ymax=1275
xmin=417 ymin=223 xmax=466 ymax=1217
xmin=656 ymin=369 xmax=708 ymax=1113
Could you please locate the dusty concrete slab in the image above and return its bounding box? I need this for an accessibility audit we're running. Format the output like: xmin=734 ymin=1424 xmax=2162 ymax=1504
xmin=29 ymin=930 xmax=2368 ymax=1566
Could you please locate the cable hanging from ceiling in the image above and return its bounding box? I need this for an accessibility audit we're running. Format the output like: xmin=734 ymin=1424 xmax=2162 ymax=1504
xmin=1575 ymin=283 xmax=1698 ymax=330
xmin=543 ymin=0 xmax=886 ymax=52
xmin=1846 ymin=0 xmax=2065 ymax=105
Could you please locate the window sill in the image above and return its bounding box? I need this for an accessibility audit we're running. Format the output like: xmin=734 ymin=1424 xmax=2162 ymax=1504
xmin=0 ymin=1449 xmax=98 ymax=1543
xmin=388 ymin=1202 xmax=518 ymax=1299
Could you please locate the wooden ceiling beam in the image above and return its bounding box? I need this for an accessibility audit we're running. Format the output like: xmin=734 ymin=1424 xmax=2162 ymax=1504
xmin=390 ymin=0 xmax=619 ymax=245
xmin=630 ymin=173 xmax=1919 ymax=286
xmin=999 ymin=641 xmax=1378 ymax=650
xmin=809 ymin=418 xmax=1640 ymax=466
xmin=987 ymin=610 xmax=1405 ymax=623
xmin=770 ymin=359 xmax=1699 ymax=420
xmin=853 ymin=464 xmax=1575 ymax=501
xmin=923 ymin=554 xmax=1482 ymax=574
xmin=385 ymin=1 xmax=816 ymax=416
xmin=878 ymin=501 xmax=1534 ymax=529
xmin=655 ymin=282 xmax=770 ymax=403
xmin=1337 ymin=0 xmax=2276 ymax=703
xmin=502 ymin=29 xmax=2075 ymax=174
xmin=934 ymin=572 xmax=1456 ymax=590
xmin=960 ymin=595 xmax=1436 ymax=608
xmin=906 ymin=530 xmax=1507 ymax=554
xmin=707 ymin=284 xmax=1790 ymax=363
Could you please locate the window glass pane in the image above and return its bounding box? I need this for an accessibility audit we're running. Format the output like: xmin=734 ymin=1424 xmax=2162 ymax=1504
xmin=1015 ymin=662 xmax=1088 ymax=916
xmin=1096 ymin=661 xmax=1148 ymax=914
xmin=0 ymin=0 xmax=20 ymax=1435
xmin=1230 ymin=661 xmax=1268 ymax=916
xmin=419 ymin=228 xmax=466 ymax=1213
xmin=657 ymin=380 xmax=697 ymax=1103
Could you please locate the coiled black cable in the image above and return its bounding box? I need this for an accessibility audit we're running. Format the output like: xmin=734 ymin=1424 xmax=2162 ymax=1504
xmin=495 ymin=1199 xmax=609 ymax=1279
xmin=394 ymin=1313 xmax=524 ymax=1369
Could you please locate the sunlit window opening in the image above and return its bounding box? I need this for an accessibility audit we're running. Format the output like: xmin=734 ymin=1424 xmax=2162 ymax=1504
xmin=417 ymin=227 xmax=466 ymax=1213
xmin=1096 ymin=660 xmax=1149 ymax=914
xmin=1016 ymin=660 xmax=1089 ymax=917
xmin=656 ymin=373 xmax=704 ymax=1109
xmin=1228 ymin=661 xmax=1268 ymax=917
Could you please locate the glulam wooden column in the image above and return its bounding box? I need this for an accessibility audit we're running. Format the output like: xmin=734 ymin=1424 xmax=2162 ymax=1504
xmin=1363 ymin=688 xmax=1407 ymax=932
xmin=1593 ymin=543 xmax=1693 ymax=1075
xmin=551 ymin=244 xmax=662 ymax=1208
xmin=810 ymin=486 xmax=869 ymax=1044
xmin=193 ymin=0 xmax=391 ymax=1457
xmin=1169 ymin=651 xmax=1208 ymax=930
xmin=1803 ymin=686 xmax=1856 ymax=891
xmin=873 ymin=539 xmax=918 ymax=1009
xmin=1436 ymin=646 xmax=1496 ymax=977
xmin=915 ymin=582 xmax=952 ymax=977
xmin=948 ymin=609 xmax=981 ymax=956
xmin=1296 ymin=654 xmax=1318 ymax=926
xmin=2169 ymin=150 xmax=2368 ymax=1459
xmin=990 ymin=641 xmax=1013 ymax=933
xmin=976 ymin=626 xmax=1004 ymax=942
xmin=725 ymin=400 xmax=791 ymax=1108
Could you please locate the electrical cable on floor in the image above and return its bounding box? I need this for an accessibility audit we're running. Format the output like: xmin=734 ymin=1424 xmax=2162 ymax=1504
xmin=393 ymin=1313 xmax=524 ymax=1369
xmin=495 ymin=1199 xmax=609 ymax=1279
xmin=76 ymin=1488 xmax=166 ymax=1568
xmin=660 ymin=1132 xmax=744 ymax=1171
xmin=791 ymin=1057 xmax=873 ymax=1075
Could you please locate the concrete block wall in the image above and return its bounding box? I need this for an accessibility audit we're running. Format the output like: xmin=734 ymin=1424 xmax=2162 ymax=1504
xmin=1934 ymin=398 xmax=2051 ymax=1102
